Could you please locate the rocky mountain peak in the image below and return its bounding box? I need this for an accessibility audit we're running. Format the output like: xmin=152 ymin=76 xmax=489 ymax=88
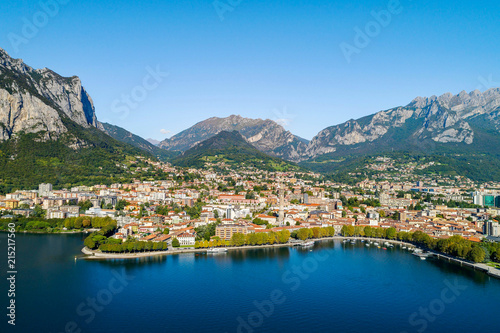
xmin=408 ymin=89 xmax=500 ymax=113
xmin=0 ymin=47 xmax=103 ymax=141
xmin=159 ymin=114 xmax=308 ymax=162
xmin=306 ymin=88 xmax=500 ymax=160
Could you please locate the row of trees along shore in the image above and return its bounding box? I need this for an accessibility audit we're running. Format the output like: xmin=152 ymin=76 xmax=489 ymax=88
xmin=195 ymin=227 xmax=338 ymax=249
xmin=194 ymin=225 xmax=493 ymax=264
xmin=81 ymin=220 xmax=499 ymax=263
xmin=81 ymin=218 xmax=171 ymax=254
xmin=99 ymin=240 xmax=168 ymax=253
xmin=195 ymin=229 xmax=294 ymax=248
xmin=341 ymin=225 xmax=489 ymax=263
xmin=0 ymin=215 xmax=116 ymax=233
xmin=83 ymin=219 xmax=118 ymax=250
xmin=85 ymin=233 xmax=169 ymax=254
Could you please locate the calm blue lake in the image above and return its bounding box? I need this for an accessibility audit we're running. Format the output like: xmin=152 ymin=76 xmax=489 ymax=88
xmin=1 ymin=233 xmax=500 ymax=333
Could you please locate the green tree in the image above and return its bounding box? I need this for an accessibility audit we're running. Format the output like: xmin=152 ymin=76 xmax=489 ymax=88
xmin=364 ymin=226 xmax=373 ymax=238
xmin=354 ymin=226 xmax=364 ymax=237
xmin=78 ymin=200 xmax=93 ymax=213
xmin=325 ymin=226 xmax=336 ymax=237
xmin=115 ymin=200 xmax=128 ymax=211
xmin=74 ymin=218 xmax=83 ymax=229
xmin=82 ymin=218 xmax=91 ymax=228
xmin=297 ymin=228 xmax=311 ymax=241
xmin=231 ymin=233 xmax=246 ymax=247
xmin=33 ymin=205 xmax=45 ymax=218
xmin=277 ymin=230 xmax=291 ymax=244
xmin=84 ymin=236 xmax=96 ymax=249
xmin=311 ymin=227 xmax=321 ymax=239
xmin=172 ymin=238 xmax=180 ymax=248
xmin=467 ymin=247 xmax=485 ymax=263
xmin=386 ymin=227 xmax=397 ymax=240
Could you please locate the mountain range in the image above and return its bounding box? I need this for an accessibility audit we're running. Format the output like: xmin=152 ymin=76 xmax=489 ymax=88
xmin=101 ymin=122 xmax=179 ymax=160
xmin=172 ymin=130 xmax=301 ymax=172
xmin=0 ymin=48 xmax=161 ymax=193
xmin=159 ymin=115 xmax=309 ymax=162
xmin=156 ymin=89 xmax=500 ymax=164
xmin=2 ymin=45 xmax=500 ymax=188
xmin=305 ymin=89 xmax=500 ymax=159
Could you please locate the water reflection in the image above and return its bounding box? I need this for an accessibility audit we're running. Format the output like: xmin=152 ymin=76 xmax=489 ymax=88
xmin=228 ymin=247 xmax=291 ymax=262
xmin=425 ymin=257 xmax=491 ymax=285
xmin=5 ymin=233 xmax=500 ymax=333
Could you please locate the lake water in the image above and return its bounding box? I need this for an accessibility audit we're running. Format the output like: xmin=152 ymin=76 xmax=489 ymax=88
xmin=1 ymin=233 xmax=500 ymax=333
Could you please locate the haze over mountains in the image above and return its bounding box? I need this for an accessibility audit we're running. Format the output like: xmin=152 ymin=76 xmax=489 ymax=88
xmin=1 ymin=46 xmax=500 ymax=186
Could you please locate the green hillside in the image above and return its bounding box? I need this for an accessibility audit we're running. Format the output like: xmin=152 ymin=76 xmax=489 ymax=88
xmin=0 ymin=118 xmax=167 ymax=194
xmin=172 ymin=131 xmax=302 ymax=172
xmin=102 ymin=122 xmax=180 ymax=161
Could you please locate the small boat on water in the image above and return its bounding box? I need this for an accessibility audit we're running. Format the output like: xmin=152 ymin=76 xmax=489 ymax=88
xmin=382 ymin=247 xmax=387 ymax=250
xmin=207 ymin=248 xmax=228 ymax=253
xmin=301 ymin=241 xmax=315 ymax=247
xmin=343 ymin=239 xmax=349 ymax=243
xmin=412 ymin=250 xmax=431 ymax=260
xmin=365 ymin=243 xmax=370 ymax=247
xmin=374 ymin=242 xmax=380 ymax=246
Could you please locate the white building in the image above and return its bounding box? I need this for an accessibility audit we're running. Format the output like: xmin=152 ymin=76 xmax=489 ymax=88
xmin=39 ymin=183 xmax=53 ymax=197
xmin=176 ymin=232 xmax=196 ymax=246
xmin=473 ymin=192 xmax=483 ymax=206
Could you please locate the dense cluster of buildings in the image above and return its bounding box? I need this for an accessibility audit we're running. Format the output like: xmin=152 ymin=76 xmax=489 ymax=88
xmin=1 ymin=160 xmax=500 ymax=245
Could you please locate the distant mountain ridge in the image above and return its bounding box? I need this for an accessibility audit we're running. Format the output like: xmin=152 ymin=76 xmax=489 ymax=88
xmin=305 ymin=88 xmax=500 ymax=160
xmin=159 ymin=115 xmax=309 ymax=162
xmin=158 ymin=89 xmax=500 ymax=165
xmin=3 ymin=46 xmax=500 ymax=182
xmin=172 ymin=130 xmax=301 ymax=172
xmin=102 ymin=123 xmax=179 ymax=160
xmin=146 ymin=138 xmax=161 ymax=146
xmin=157 ymin=88 xmax=500 ymax=180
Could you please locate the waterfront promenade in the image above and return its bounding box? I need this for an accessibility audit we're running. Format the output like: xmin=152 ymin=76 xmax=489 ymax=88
xmin=80 ymin=237 xmax=500 ymax=280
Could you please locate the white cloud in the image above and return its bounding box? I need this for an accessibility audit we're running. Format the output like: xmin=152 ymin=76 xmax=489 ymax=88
xmin=272 ymin=107 xmax=296 ymax=128
xmin=160 ymin=129 xmax=171 ymax=135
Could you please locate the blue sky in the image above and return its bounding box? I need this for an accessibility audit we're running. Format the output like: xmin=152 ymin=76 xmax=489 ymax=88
xmin=1 ymin=0 xmax=499 ymax=141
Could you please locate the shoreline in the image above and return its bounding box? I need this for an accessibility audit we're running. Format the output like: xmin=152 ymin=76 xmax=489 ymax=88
xmin=80 ymin=236 xmax=500 ymax=279
xmin=0 ymin=229 xmax=89 ymax=235
xmin=81 ymin=242 xmax=296 ymax=259
xmin=80 ymin=236 xmax=419 ymax=260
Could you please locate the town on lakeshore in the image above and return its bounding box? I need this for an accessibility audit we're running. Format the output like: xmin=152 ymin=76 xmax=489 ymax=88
xmin=1 ymin=156 xmax=500 ymax=269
